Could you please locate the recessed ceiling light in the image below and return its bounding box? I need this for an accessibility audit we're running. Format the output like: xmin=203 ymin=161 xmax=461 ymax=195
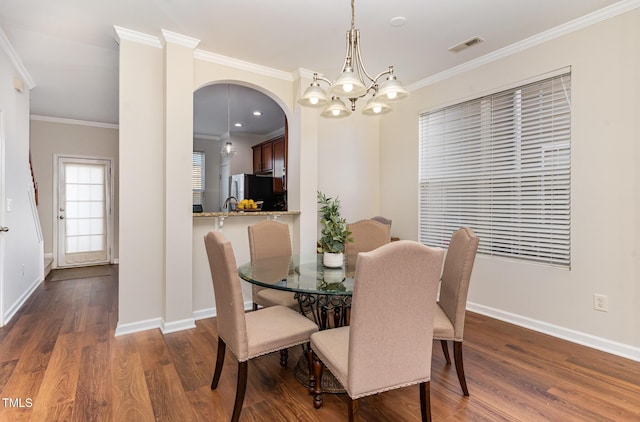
xmin=390 ymin=16 xmax=406 ymax=27
xmin=252 ymin=111 xmax=262 ymax=116
xmin=234 ymin=122 xmax=242 ymax=127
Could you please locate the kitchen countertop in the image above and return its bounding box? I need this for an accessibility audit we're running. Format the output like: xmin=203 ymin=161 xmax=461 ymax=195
xmin=193 ymin=210 xmax=300 ymax=218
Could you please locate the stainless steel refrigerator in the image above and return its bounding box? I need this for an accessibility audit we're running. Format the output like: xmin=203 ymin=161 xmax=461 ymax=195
xmin=229 ymin=174 xmax=275 ymax=210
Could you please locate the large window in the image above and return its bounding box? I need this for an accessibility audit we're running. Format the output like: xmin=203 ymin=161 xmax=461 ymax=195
xmin=419 ymin=73 xmax=571 ymax=267
xmin=192 ymin=151 xmax=205 ymax=206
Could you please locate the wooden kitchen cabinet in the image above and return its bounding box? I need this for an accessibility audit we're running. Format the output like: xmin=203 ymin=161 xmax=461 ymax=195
xmin=252 ymin=135 xmax=287 ymax=193
xmin=252 ymin=141 xmax=274 ymax=173
xmin=261 ymin=141 xmax=273 ymax=172
xmin=272 ymin=137 xmax=286 ymax=193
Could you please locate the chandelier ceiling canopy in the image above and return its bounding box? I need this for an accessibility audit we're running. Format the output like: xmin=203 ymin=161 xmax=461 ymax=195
xmin=297 ymin=0 xmax=409 ymax=118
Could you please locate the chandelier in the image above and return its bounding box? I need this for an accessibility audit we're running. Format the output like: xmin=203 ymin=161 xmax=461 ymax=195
xmin=297 ymin=0 xmax=409 ymax=118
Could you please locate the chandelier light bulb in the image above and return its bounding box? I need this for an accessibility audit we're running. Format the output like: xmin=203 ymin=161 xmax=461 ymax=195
xmin=310 ymin=97 xmax=319 ymax=105
xmin=343 ymin=83 xmax=353 ymax=93
xmin=373 ymin=105 xmax=382 ymax=114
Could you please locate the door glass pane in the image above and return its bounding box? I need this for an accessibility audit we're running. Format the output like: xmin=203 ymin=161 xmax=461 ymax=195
xmin=65 ymin=163 xmax=106 ymax=254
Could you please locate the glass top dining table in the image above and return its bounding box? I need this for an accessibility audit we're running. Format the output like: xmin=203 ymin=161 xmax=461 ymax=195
xmin=237 ymin=254 xmax=356 ymax=297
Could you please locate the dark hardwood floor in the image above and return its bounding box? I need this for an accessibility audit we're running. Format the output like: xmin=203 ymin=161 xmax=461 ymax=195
xmin=0 ymin=266 xmax=639 ymax=421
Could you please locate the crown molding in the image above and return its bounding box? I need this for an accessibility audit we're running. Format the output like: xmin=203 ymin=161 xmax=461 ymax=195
xmin=194 ymin=49 xmax=293 ymax=81
xmin=263 ymin=127 xmax=285 ymax=141
xmin=0 ymin=26 xmax=36 ymax=90
xmin=111 ymin=26 xmax=295 ymax=81
xmin=193 ymin=133 xmax=221 ymax=141
xmin=161 ymin=29 xmax=200 ymax=49
xmin=294 ymin=68 xmax=317 ymax=81
xmin=112 ymin=25 xmax=162 ymax=48
xmin=408 ymin=0 xmax=640 ymax=92
xmin=31 ymin=114 xmax=119 ymax=129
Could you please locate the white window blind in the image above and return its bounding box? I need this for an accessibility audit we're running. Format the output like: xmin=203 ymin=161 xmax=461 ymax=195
xmin=192 ymin=151 xmax=205 ymax=205
xmin=419 ymin=73 xmax=571 ymax=267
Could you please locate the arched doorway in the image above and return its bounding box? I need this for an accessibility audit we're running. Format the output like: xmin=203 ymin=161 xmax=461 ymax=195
xmin=193 ymin=83 xmax=287 ymax=212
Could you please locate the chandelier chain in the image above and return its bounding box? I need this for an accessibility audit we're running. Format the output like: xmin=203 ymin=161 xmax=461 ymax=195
xmin=351 ymin=0 xmax=355 ymax=29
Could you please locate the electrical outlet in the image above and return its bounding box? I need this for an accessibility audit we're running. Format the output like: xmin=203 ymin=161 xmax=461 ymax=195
xmin=593 ymin=294 xmax=608 ymax=312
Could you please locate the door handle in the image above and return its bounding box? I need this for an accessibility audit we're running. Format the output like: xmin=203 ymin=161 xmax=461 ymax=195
xmin=0 ymin=226 xmax=8 ymax=232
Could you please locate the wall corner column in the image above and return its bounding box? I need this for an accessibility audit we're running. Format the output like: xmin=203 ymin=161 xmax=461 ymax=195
xmin=161 ymin=30 xmax=200 ymax=332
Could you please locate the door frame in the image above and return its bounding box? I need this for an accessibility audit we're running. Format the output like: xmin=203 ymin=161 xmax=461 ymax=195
xmin=0 ymin=110 xmax=5 ymax=324
xmin=53 ymin=154 xmax=114 ymax=268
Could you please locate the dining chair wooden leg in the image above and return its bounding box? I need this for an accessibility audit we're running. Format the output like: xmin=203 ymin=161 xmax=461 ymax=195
xmin=312 ymin=352 xmax=324 ymax=409
xmin=211 ymin=337 xmax=226 ymax=390
xmin=453 ymin=341 xmax=469 ymax=396
xmin=231 ymin=361 xmax=248 ymax=422
xmin=440 ymin=339 xmax=451 ymax=364
xmin=279 ymin=348 xmax=288 ymax=367
xmin=419 ymin=381 xmax=432 ymax=422
xmin=348 ymin=397 xmax=359 ymax=422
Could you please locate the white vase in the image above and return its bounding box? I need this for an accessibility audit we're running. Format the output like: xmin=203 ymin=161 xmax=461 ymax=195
xmin=323 ymin=252 xmax=344 ymax=268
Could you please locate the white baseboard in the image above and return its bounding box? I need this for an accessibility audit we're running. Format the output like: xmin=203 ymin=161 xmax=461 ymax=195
xmin=44 ymin=252 xmax=53 ymax=264
xmin=3 ymin=276 xmax=42 ymax=326
xmin=115 ymin=301 xmax=256 ymax=336
xmin=467 ymin=302 xmax=640 ymax=363
xmin=193 ymin=307 xmax=216 ymax=321
xmin=192 ymin=301 xmax=253 ymax=322
xmin=115 ymin=317 xmax=163 ymax=336
xmin=161 ymin=318 xmax=196 ymax=334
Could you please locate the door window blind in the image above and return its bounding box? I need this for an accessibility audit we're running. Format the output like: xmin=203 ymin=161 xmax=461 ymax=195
xmin=192 ymin=151 xmax=205 ymax=205
xmin=419 ymin=73 xmax=571 ymax=267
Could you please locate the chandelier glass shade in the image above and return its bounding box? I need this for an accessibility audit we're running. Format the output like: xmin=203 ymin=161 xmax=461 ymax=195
xmin=297 ymin=0 xmax=409 ymax=118
xmin=221 ymin=141 xmax=237 ymax=158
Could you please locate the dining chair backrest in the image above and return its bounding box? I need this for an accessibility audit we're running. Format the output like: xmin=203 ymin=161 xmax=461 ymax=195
xmin=345 ymin=219 xmax=391 ymax=258
xmin=347 ymin=240 xmax=444 ymax=398
xmin=248 ymin=220 xmax=292 ymax=261
xmin=204 ymin=230 xmax=249 ymax=360
xmin=439 ymin=227 xmax=479 ymax=340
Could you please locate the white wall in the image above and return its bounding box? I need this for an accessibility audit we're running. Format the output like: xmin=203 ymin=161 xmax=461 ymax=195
xmin=380 ymin=9 xmax=640 ymax=357
xmin=317 ymin=111 xmax=381 ymax=225
xmin=29 ymin=118 xmax=119 ymax=264
xmin=0 ymin=30 xmax=42 ymax=325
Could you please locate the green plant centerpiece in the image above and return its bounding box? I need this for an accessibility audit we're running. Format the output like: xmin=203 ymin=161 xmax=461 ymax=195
xmin=317 ymin=191 xmax=352 ymax=267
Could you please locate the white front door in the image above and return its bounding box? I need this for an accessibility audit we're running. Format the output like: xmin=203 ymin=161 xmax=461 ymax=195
xmin=56 ymin=157 xmax=112 ymax=268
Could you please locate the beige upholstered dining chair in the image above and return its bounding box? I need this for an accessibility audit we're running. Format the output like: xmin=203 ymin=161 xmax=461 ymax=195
xmin=248 ymin=220 xmax=298 ymax=310
xmin=345 ymin=219 xmax=391 ymax=259
xmin=204 ymin=230 xmax=318 ymax=422
xmin=434 ymin=226 xmax=479 ymax=396
xmin=309 ymin=240 xmax=444 ymax=421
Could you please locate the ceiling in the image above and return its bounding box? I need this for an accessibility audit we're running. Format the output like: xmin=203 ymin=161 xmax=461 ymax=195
xmin=0 ymin=0 xmax=629 ymax=137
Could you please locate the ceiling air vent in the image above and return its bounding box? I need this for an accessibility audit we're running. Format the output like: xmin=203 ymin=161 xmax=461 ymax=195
xmin=449 ymin=36 xmax=485 ymax=53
